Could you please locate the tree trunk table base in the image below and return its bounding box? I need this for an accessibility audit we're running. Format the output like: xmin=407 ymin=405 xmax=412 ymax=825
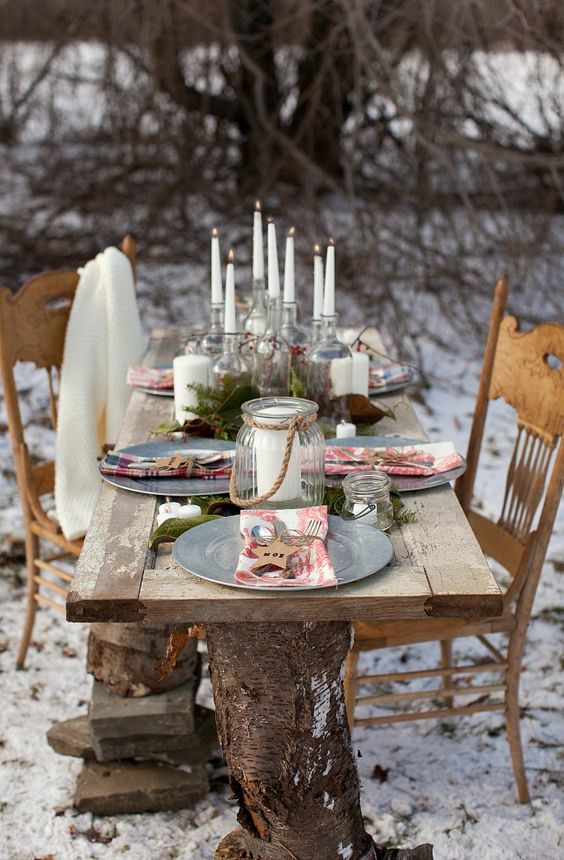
xmin=206 ymin=621 xmax=434 ymax=860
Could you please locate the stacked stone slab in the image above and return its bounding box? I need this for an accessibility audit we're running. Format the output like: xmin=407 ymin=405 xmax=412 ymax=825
xmin=47 ymin=623 xmax=218 ymax=814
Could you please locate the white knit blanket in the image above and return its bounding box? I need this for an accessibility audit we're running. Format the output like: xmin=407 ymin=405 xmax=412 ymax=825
xmin=55 ymin=247 xmax=146 ymax=540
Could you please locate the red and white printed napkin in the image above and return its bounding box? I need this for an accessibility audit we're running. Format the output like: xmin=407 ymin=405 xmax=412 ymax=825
xmin=234 ymin=506 xmax=337 ymax=588
xmin=127 ymin=366 xmax=174 ymax=390
xmin=325 ymin=442 xmax=463 ymax=477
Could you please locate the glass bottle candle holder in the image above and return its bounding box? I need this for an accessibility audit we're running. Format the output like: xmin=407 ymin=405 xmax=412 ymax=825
xmin=252 ymin=295 xmax=291 ymax=396
xmin=231 ymin=396 xmax=325 ymax=509
xmin=244 ymin=277 xmax=268 ymax=336
xmin=211 ymin=333 xmax=252 ymax=388
xmin=201 ymin=303 xmax=224 ymax=357
xmin=281 ymin=301 xmax=309 ymax=386
xmin=340 ymin=471 xmax=393 ymax=532
xmin=306 ymin=314 xmax=352 ymax=420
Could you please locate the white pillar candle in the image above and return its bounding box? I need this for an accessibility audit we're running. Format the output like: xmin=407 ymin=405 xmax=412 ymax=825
xmin=313 ymin=245 xmax=324 ymax=320
xmin=336 ymin=420 xmax=357 ymax=438
xmin=224 ymin=249 xmax=237 ymax=333
xmin=253 ymin=201 xmax=264 ymax=281
xmin=283 ymin=227 xmax=295 ymax=303
xmin=211 ymin=228 xmax=223 ymax=305
xmin=178 ymin=500 xmax=202 ymax=518
xmin=322 ymin=240 xmax=335 ymax=317
xmin=157 ymin=501 xmax=181 ymax=526
xmin=267 ymin=220 xmax=280 ymax=299
xmin=351 ymin=351 xmax=369 ymax=397
xmin=330 ymin=356 xmax=353 ymax=397
xmin=254 ymin=405 xmax=301 ymax=502
xmin=173 ymin=354 xmax=212 ymax=424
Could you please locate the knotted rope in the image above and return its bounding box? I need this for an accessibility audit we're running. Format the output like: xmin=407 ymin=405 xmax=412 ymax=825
xmin=229 ymin=412 xmax=316 ymax=508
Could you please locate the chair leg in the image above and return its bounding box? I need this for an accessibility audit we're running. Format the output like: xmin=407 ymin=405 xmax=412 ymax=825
xmin=505 ymin=676 xmax=530 ymax=804
xmin=344 ymin=650 xmax=359 ymax=728
xmin=439 ymin=640 xmax=453 ymax=708
xmin=16 ymin=532 xmax=39 ymax=669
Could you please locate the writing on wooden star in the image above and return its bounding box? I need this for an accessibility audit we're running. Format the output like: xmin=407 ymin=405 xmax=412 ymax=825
xmin=250 ymin=537 xmax=302 ymax=572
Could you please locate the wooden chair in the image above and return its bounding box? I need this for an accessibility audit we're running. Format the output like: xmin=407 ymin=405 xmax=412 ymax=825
xmin=344 ymin=276 xmax=564 ymax=803
xmin=0 ymin=236 xmax=137 ymax=669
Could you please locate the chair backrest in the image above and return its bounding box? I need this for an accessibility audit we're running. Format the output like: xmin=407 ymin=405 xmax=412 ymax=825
xmin=455 ymin=277 xmax=564 ymax=615
xmin=0 ymin=237 xmax=137 ymax=524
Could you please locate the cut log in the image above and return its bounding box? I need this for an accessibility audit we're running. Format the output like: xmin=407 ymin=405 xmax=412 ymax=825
xmin=87 ymin=622 xmax=200 ymax=697
xmin=206 ymin=620 xmax=373 ymax=860
xmin=74 ymin=760 xmax=209 ymax=815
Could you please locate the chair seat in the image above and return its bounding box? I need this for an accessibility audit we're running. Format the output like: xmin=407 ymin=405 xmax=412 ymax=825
xmin=353 ymin=610 xmax=515 ymax=651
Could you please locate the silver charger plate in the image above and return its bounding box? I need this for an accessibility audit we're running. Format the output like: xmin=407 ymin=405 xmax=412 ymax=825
xmin=369 ymin=366 xmax=415 ymax=395
xmin=136 ymin=387 xmax=173 ymax=397
xmin=172 ymin=514 xmax=394 ymax=591
xmin=99 ymin=438 xmax=235 ymax=497
xmin=325 ymin=436 xmax=467 ymax=493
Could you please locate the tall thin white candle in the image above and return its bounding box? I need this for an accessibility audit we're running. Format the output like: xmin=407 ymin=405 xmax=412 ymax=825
xmin=253 ymin=201 xmax=264 ymax=281
xmin=267 ymin=220 xmax=280 ymax=299
xmin=283 ymin=226 xmax=295 ymax=303
xmin=254 ymin=405 xmax=301 ymax=502
xmin=313 ymin=244 xmax=324 ymax=320
xmin=322 ymin=239 xmax=335 ymax=317
xmin=211 ymin=227 xmax=223 ymax=305
xmin=224 ymin=249 xmax=237 ymax=333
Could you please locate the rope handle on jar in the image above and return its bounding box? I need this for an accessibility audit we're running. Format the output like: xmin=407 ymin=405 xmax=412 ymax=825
xmin=229 ymin=412 xmax=316 ymax=508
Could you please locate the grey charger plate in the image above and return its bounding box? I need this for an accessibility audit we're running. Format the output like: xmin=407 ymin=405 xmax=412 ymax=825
xmin=99 ymin=438 xmax=235 ymax=497
xmin=369 ymin=366 xmax=416 ymax=395
xmin=326 ymin=436 xmax=466 ymax=493
xmin=172 ymin=514 xmax=394 ymax=591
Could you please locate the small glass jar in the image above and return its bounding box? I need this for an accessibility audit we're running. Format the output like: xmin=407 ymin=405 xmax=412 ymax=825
xmin=231 ymin=396 xmax=325 ymax=509
xmin=341 ymin=471 xmax=393 ymax=532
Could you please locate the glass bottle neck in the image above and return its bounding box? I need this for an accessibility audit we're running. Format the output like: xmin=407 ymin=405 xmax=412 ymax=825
xmin=251 ymin=277 xmax=267 ymax=308
xmin=209 ymin=303 xmax=224 ymax=331
xmin=265 ymin=295 xmax=283 ymax=335
xmin=282 ymin=302 xmax=298 ymax=328
xmin=321 ymin=314 xmax=338 ymax=341
xmin=222 ymin=332 xmax=240 ymax=354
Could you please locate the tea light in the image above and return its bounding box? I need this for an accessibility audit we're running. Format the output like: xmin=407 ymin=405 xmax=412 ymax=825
xmin=254 ymin=404 xmax=301 ymax=502
xmin=173 ymin=354 xmax=212 ymax=424
xmin=351 ymin=351 xmax=369 ymax=397
xmin=178 ymin=499 xmax=202 ymax=518
xmin=157 ymin=501 xmax=181 ymax=526
xmin=336 ymin=420 xmax=357 ymax=438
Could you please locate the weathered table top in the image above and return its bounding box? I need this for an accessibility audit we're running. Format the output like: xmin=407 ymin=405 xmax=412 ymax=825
xmin=67 ymin=328 xmax=502 ymax=625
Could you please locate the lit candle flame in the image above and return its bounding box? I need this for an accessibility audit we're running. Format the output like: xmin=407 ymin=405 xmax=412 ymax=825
xmin=212 ymin=227 xmax=218 ymax=237
xmin=228 ymin=248 xmax=235 ymax=263
xmin=314 ymin=244 xmax=321 ymax=255
xmin=288 ymin=226 xmax=295 ymax=236
xmin=329 ymin=237 xmax=335 ymax=246
xmin=255 ymin=200 xmax=261 ymax=211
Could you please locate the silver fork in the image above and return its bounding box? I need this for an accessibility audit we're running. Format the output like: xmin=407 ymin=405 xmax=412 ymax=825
xmin=303 ymin=520 xmax=323 ymax=542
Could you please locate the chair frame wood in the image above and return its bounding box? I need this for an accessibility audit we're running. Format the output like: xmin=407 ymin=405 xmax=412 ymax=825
xmin=0 ymin=236 xmax=136 ymax=668
xmin=345 ymin=276 xmax=564 ymax=803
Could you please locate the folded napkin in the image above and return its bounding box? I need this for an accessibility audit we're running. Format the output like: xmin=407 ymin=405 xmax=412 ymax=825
xmin=369 ymin=362 xmax=412 ymax=389
xmin=100 ymin=448 xmax=234 ymax=479
xmin=325 ymin=442 xmax=463 ymax=477
xmin=127 ymin=366 xmax=174 ymax=390
xmin=234 ymin=506 xmax=337 ymax=588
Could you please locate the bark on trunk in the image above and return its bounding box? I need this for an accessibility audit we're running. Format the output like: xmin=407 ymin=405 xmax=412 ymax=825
xmin=206 ymin=620 xmax=372 ymax=860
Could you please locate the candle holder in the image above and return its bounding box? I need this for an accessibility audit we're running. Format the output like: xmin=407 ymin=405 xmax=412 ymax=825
xmin=201 ymin=303 xmax=225 ymax=356
xmin=211 ymin=333 xmax=252 ymax=388
xmin=310 ymin=317 xmax=324 ymax=346
xmin=244 ymin=276 xmax=268 ymax=336
xmin=306 ymin=314 xmax=353 ymax=420
xmin=281 ymin=301 xmax=309 ymax=384
xmin=230 ymin=396 xmax=325 ymax=509
xmin=252 ymin=295 xmax=291 ymax=396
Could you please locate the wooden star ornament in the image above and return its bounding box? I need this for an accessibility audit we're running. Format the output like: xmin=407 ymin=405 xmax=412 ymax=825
xmin=250 ymin=537 xmax=302 ymax=572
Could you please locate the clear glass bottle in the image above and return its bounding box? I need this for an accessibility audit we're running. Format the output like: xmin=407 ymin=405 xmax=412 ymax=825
xmin=200 ymin=303 xmax=224 ymax=357
xmin=252 ymin=296 xmax=291 ymax=396
xmin=211 ymin=333 xmax=252 ymax=388
xmin=244 ymin=277 xmax=268 ymax=336
xmin=341 ymin=471 xmax=393 ymax=532
xmin=281 ymin=301 xmax=309 ymax=386
xmin=310 ymin=317 xmax=323 ymax=345
xmin=232 ymin=396 xmax=325 ymax=509
xmin=306 ymin=314 xmax=352 ymax=420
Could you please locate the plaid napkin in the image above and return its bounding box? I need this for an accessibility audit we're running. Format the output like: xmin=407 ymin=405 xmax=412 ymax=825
xmin=127 ymin=365 xmax=174 ymax=390
xmin=369 ymin=362 xmax=412 ymax=390
xmin=100 ymin=448 xmax=234 ymax=479
xmin=325 ymin=442 xmax=463 ymax=477
xmin=234 ymin=506 xmax=337 ymax=588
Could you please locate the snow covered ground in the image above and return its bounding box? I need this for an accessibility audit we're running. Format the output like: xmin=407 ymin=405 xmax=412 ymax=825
xmin=0 ymin=263 xmax=563 ymax=860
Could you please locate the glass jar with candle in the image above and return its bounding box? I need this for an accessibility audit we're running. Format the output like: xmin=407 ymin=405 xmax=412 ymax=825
xmin=231 ymin=396 xmax=325 ymax=509
xmin=341 ymin=471 xmax=394 ymax=532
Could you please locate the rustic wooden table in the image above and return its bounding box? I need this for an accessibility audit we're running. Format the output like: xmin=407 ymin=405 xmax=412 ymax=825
xmin=67 ymin=328 xmax=502 ymax=860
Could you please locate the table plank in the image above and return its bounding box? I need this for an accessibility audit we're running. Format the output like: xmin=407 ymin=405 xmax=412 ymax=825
xmin=67 ymin=327 xmax=503 ymax=624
